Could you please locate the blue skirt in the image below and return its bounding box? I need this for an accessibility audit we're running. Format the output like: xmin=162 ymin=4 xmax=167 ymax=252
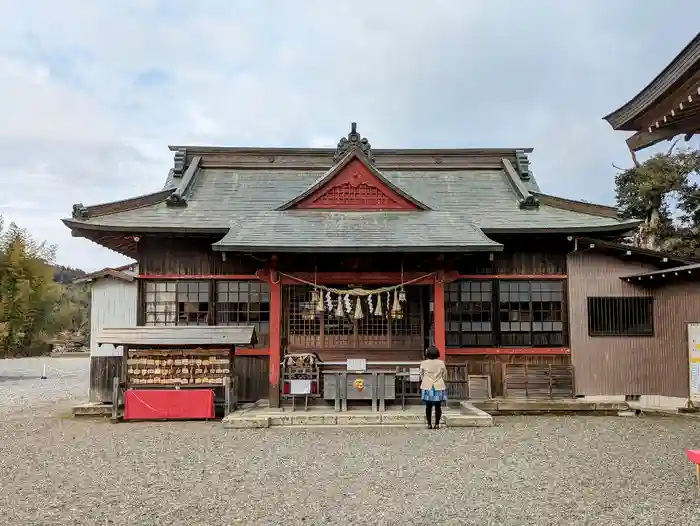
xmin=421 ymin=387 xmax=448 ymax=403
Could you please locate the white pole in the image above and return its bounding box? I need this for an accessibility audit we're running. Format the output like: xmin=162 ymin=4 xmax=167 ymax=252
xmin=41 ymin=363 xmax=47 ymax=380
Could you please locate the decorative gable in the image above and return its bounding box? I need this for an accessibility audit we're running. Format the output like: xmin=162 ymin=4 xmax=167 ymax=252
xmin=296 ymin=157 xmax=419 ymax=210
xmin=277 ymin=123 xmax=430 ymax=212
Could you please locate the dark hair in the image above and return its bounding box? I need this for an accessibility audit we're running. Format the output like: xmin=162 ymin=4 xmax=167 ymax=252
xmin=424 ymin=346 xmax=440 ymax=360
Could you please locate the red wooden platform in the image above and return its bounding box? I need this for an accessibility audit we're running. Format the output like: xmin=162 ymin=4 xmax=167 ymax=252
xmin=124 ymin=389 xmax=215 ymax=421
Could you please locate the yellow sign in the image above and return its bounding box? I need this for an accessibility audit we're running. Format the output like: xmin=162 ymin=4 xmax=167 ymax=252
xmin=353 ymin=378 xmax=365 ymax=391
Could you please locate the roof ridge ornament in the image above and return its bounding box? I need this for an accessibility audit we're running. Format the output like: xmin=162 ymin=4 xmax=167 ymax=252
xmin=334 ymin=122 xmax=374 ymax=164
xmin=173 ymin=148 xmax=187 ymax=176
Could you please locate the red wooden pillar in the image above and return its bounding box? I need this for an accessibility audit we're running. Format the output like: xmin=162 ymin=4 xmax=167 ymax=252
xmin=268 ymin=267 xmax=282 ymax=408
xmin=433 ymin=270 xmax=446 ymax=360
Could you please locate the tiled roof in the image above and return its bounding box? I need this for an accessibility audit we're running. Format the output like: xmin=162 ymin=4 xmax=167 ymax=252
xmin=604 ymin=31 xmax=700 ymax=130
xmin=211 ymin=210 xmax=503 ymax=252
xmin=64 ymin=166 xmax=640 ymax=235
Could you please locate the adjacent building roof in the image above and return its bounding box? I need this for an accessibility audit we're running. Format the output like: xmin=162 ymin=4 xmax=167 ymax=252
xmin=621 ymin=262 xmax=700 ymax=286
xmin=604 ymin=31 xmax=700 ymax=151
xmin=72 ymin=263 xmax=138 ymax=284
xmin=96 ymin=326 xmax=258 ymax=347
xmin=63 ymin=124 xmax=640 ymax=255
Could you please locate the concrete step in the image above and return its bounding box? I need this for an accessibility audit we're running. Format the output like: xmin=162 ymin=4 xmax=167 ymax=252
xmin=221 ymin=404 xmax=497 ymax=428
xmin=72 ymin=402 xmax=114 ymax=417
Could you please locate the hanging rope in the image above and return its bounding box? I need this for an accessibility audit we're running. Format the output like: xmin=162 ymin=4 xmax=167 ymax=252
xmin=277 ymin=270 xmax=436 ymax=296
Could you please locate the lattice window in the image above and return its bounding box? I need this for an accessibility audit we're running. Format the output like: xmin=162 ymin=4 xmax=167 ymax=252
xmin=388 ymin=290 xmax=423 ymax=344
xmin=287 ymin=285 xmax=322 ymax=348
xmin=143 ymin=280 xmax=210 ymax=326
xmin=587 ymin=296 xmax=653 ymax=337
xmin=499 ymin=280 xmax=565 ymax=346
xmin=446 ymin=280 xmax=493 ymax=347
xmin=216 ymin=280 xmax=270 ymax=346
xmin=285 ymin=285 xmax=424 ymax=349
xmin=176 ymin=281 xmax=210 ymax=326
xmin=144 ymin=281 xmax=177 ymax=326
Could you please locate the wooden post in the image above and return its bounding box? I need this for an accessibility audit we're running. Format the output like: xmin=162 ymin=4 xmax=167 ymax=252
xmin=433 ymin=270 xmax=446 ymax=360
xmin=111 ymin=376 xmax=120 ymax=420
xmin=224 ymin=376 xmax=232 ymax=416
xmin=268 ymin=264 xmax=282 ymax=408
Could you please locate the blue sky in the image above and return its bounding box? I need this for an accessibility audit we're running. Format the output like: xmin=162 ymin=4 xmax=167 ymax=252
xmin=0 ymin=0 xmax=698 ymax=271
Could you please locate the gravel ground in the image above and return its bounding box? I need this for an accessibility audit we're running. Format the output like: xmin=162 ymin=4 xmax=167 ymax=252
xmin=2 ymin=360 xmax=700 ymax=525
xmin=0 ymin=357 xmax=89 ymax=419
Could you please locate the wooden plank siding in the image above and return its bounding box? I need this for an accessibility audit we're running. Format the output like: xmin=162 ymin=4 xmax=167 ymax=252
xmin=89 ymin=356 xmax=124 ymax=404
xmin=568 ymin=251 xmax=699 ymax=398
xmin=137 ymin=236 xmax=259 ymax=275
xmin=446 ymin=354 xmax=570 ymax=397
xmin=234 ymin=356 xmax=269 ymax=402
xmin=89 ymin=277 xmax=138 ymax=403
xmin=136 ymin=235 xmax=572 ymax=278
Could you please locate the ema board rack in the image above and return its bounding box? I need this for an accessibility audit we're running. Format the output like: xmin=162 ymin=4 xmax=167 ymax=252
xmin=126 ymin=348 xmax=232 ymax=388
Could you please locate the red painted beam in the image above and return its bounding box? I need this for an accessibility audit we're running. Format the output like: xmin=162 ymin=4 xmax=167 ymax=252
xmin=453 ymin=274 xmax=567 ymax=280
xmin=278 ymin=272 xmax=436 ymax=285
xmin=138 ymin=274 xmax=260 ymax=280
xmin=446 ymin=348 xmax=570 ymax=356
xmin=433 ymin=271 xmax=446 ymax=360
xmin=137 ymin=273 xmax=568 ymax=283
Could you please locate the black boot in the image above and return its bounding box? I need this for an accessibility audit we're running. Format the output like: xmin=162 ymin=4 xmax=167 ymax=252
xmin=425 ymin=404 xmax=433 ymax=429
xmin=434 ymin=403 xmax=442 ymax=430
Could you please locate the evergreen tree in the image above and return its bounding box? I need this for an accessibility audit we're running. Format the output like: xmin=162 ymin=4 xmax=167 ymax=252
xmin=615 ymin=146 xmax=700 ymax=256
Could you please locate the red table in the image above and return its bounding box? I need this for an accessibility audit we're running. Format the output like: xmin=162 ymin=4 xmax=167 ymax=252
xmin=124 ymin=389 xmax=215 ymax=420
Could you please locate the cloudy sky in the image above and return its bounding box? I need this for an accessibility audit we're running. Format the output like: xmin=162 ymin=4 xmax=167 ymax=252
xmin=1 ymin=1 xmax=698 ymax=271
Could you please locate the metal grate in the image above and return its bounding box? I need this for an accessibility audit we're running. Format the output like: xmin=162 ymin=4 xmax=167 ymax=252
xmin=587 ymin=296 xmax=654 ymax=337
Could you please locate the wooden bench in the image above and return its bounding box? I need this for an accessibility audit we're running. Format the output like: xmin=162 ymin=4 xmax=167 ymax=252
xmin=687 ymin=449 xmax=700 ymax=494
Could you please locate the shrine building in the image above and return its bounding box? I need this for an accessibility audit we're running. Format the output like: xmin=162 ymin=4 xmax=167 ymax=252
xmin=64 ymin=123 xmax=699 ymax=409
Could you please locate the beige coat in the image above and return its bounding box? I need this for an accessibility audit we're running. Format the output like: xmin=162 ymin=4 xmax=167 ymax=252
xmin=419 ymin=359 xmax=447 ymax=391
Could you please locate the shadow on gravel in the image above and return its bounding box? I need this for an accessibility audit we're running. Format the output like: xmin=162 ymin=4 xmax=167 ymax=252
xmin=0 ymin=375 xmax=42 ymax=382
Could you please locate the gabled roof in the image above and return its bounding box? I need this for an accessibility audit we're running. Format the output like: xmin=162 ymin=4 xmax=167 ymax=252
xmin=277 ymin=150 xmax=430 ymax=211
xmin=63 ymin=124 xmax=642 ymax=255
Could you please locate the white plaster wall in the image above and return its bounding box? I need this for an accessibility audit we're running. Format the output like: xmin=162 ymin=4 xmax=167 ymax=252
xmin=90 ymin=278 xmax=138 ymax=357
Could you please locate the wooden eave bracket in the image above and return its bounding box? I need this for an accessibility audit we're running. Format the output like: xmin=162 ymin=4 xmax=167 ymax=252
xmin=502 ymin=158 xmax=540 ymax=210
xmin=166 ymin=156 xmax=202 ymax=207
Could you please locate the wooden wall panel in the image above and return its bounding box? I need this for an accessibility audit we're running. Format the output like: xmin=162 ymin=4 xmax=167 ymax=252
xmin=446 ymin=354 xmax=569 ymax=397
xmin=234 ymin=356 xmax=269 ymax=402
xmin=89 ymin=356 xmax=124 ymax=403
xmin=138 ymin=236 xmax=259 ymax=275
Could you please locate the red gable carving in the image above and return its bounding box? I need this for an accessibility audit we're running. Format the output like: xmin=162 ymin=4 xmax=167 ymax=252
xmin=294 ymin=158 xmax=419 ymax=210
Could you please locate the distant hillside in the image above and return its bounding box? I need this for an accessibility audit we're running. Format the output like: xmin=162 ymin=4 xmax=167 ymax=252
xmin=53 ymin=265 xmax=87 ymax=284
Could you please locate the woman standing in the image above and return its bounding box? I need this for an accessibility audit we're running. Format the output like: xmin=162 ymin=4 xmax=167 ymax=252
xmin=419 ymin=346 xmax=448 ymax=429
